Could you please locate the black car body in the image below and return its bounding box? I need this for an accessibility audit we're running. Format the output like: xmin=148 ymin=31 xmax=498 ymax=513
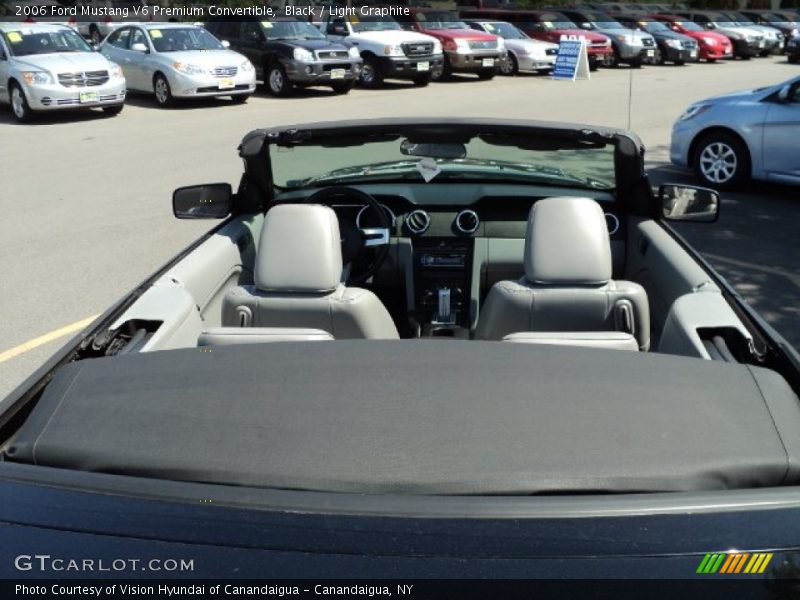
xmin=613 ymin=13 xmax=699 ymax=64
xmin=205 ymin=17 xmax=362 ymax=96
xmin=789 ymin=35 xmax=800 ymax=63
xmin=3 ymin=119 xmax=800 ymax=584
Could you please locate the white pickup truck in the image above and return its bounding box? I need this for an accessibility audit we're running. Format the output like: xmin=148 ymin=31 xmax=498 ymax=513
xmin=319 ymin=13 xmax=444 ymax=87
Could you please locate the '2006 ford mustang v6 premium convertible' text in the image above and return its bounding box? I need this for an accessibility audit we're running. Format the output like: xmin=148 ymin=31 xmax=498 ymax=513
xmin=2 ymin=119 xmax=800 ymax=579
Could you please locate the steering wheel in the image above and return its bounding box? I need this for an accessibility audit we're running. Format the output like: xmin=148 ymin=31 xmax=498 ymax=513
xmin=303 ymin=186 xmax=392 ymax=285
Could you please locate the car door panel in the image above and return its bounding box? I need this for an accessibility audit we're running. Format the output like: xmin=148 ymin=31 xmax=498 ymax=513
xmin=0 ymin=38 xmax=9 ymax=103
xmin=762 ymin=95 xmax=800 ymax=180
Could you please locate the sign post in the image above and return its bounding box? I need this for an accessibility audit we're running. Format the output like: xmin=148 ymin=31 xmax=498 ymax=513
xmin=552 ymin=35 xmax=590 ymax=81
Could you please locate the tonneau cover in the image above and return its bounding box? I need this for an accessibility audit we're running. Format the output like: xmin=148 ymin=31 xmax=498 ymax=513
xmin=7 ymin=341 xmax=800 ymax=494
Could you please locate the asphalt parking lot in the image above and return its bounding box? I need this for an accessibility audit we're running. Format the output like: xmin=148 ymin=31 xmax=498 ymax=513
xmin=1 ymin=55 xmax=798 ymax=398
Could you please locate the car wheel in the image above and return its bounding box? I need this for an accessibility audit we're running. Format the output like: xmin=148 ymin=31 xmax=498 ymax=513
xmin=153 ymin=74 xmax=173 ymax=107
xmin=432 ymin=57 xmax=452 ymax=81
xmin=331 ymin=81 xmax=354 ymax=94
xmin=789 ymin=55 xmax=798 ymax=64
xmin=266 ymin=63 xmax=291 ymax=97
xmin=90 ymin=25 xmax=102 ymax=45
xmin=9 ymin=83 xmax=32 ymax=123
xmin=655 ymin=47 xmax=665 ymax=65
xmin=230 ymin=94 xmax=250 ymax=104
xmin=706 ymin=57 xmax=716 ymax=64
xmin=589 ymin=60 xmax=599 ymax=72
xmin=102 ymin=104 xmax=123 ymax=116
xmin=675 ymin=59 xmax=685 ymax=66
xmin=693 ymin=132 xmax=750 ymax=190
xmin=477 ymin=69 xmax=495 ymax=80
xmin=630 ymin=57 xmax=643 ymax=68
xmin=609 ymin=47 xmax=621 ymax=67
xmin=411 ymin=74 xmax=431 ymax=87
xmin=359 ymin=55 xmax=383 ymax=89
xmin=758 ymin=50 xmax=770 ymax=58
xmin=500 ymin=53 xmax=518 ymax=76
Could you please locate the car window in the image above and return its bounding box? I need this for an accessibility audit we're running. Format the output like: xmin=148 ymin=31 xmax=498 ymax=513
xmin=149 ymin=27 xmax=224 ymax=52
xmin=1 ymin=28 xmax=92 ymax=56
xmin=130 ymin=27 xmax=147 ymax=48
xmin=107 ymin=27 xmax=131 ymax=49
xmin=240 ymin=21 xmax=262 ymax=42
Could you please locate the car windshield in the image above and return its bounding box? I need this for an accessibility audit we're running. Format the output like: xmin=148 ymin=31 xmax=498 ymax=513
xmin=264 ymin=20 xmax=326 ymax=40
xmin=2 ymin=28 xmax=92 ymax=56
xmin=640 ymin=21 xmax=670 ymax=33
xmin=538 ymin=15 xmax=578 ymax=29
xmin=271 ymin=136 xmax=616 ymax=190
xmin=149 ymin=27 xmax=224 ymax=52
xmin=349 ymin=15 xmax=402 ymax=32
xmin=483 ymin=22 xmax=526 ymax=39
xmin=674 ymin=20 xmax=703 ymax=32
xmin=583 ymin=13 xmax=622 ymax=28
xmin=415 ymin=11 xmax=468 ymax=29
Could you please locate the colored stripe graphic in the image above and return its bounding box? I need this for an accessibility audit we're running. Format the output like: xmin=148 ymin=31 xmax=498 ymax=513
xmin=698 ymin=552 xmax=773 ymax=575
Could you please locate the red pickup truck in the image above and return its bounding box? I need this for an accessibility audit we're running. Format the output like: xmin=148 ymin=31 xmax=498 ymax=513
xmin=459 ymin=9 xmax=614 ymax=70
xmin=395 ymin=8 xmax=505 ymax=80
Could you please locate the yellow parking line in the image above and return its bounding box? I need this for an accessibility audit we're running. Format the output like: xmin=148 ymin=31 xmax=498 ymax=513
xmin=0 ymin=315 xmax=99 ymax=364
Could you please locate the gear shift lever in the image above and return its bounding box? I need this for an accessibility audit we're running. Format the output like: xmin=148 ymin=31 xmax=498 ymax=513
xmin=437 ymin=287 xmax=451 ymax=323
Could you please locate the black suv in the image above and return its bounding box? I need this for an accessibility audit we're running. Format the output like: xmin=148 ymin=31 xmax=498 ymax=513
xmin=206 ymin=18 xmax=362 ymax=96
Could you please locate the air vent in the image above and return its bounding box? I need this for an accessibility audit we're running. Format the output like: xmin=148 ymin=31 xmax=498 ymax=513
xmin=604 ymin=213 xmax=620 ymax=235
xmin=454 ymin=209 xmax=480 ymax=235
xmin=406 ymin=209 xmax=431 ymax=235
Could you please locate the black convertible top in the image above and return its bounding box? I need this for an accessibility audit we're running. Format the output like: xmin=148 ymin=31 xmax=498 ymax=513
xmin=7 ymin=341 xmax=800 ymax=494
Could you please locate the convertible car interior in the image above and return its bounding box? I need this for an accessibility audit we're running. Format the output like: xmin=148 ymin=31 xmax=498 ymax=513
xmin=3 ymin=119 xmax=800 ymax=497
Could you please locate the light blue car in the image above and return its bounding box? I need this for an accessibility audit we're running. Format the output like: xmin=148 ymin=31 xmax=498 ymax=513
xmin=670 ymin=75 xmax=800 ymax=189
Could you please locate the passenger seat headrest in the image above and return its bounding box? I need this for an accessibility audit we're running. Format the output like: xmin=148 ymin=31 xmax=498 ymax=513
xmin=524 ymin=197 xmax=612 ymax=286
xmin=255 ymin=204 xmax=343 ymax=293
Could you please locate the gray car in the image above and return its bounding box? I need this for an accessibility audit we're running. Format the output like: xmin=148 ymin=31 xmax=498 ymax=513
xmin=670 ymin=75 xmax=800 ymax=188
xmin=559 ymin=9 xmax=657 ymax=67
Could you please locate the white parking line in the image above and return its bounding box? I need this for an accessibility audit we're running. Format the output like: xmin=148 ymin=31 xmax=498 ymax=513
xmin=0 ymin=315 xmax=98 ymax=364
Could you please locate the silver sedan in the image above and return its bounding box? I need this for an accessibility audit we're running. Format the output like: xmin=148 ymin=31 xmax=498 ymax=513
xmin=99 ymin=23 xmax=256 ymax=107
xmin=670 ymin=75 xmax=800 ymax=189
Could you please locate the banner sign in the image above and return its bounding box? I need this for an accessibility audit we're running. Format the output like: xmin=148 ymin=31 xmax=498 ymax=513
xmin=552 ymin=36 xmax=590 ymax=81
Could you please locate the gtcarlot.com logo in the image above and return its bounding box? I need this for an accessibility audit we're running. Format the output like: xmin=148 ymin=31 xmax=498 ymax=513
xmin=696 ymin=552 xmax=773 ymax=575
xmin=14 ymin=554 xmax=194 ymax=573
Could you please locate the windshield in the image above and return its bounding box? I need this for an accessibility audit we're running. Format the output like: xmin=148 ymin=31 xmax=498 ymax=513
xmin=537 ymin=14 xmax=578 ymax=29
xmin=674 ymin=20 xmax=703 ymax=32
xmin=264 ymin=20 xmax=326 ymax=40
xmin=415 ymin=11 xmax=468 ymax=29
xmin=582 ymin=13 xmax=622 ymax=28
xmin=350 ymin=15 xmax=402 ymax=32
xmin=640 ymin=21 xmax=670 ymax=33
xmin=149 ymin=27 xmax=224 ymax=52
xmin=482 ymin=22 xmax=526 ymax=39
xmin=271 ymin=136 xmax=616 ymax=190
xmin=2 ymin=28 xmax=92 ymax=56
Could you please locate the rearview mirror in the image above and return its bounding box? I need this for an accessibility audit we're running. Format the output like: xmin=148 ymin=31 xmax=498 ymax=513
xmin=659 ymin=184 xmax=719 ymax=223
xmin=400 ymin=140 xmax=467 ymax=159
xmin=173 ymin=183 xmax=232 ymax=219
xmin=131 ymin=42 xmax=148 ymax=53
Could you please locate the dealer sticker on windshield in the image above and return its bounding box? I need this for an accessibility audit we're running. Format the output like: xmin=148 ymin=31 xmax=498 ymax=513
xmin=417 ymin=61 xmax=429 ymax=71
xmin=416 ymin=157 xmax=441 ymax=183
xmin=330 ymin=68 xmax=345 ymax=79
xmin=218 ymin=78 xmax=235 ymax=89
xmin=7 ymin=32 xmax=22 ymax=43
xmin=482 ymin=58 xmax=494 ymax=67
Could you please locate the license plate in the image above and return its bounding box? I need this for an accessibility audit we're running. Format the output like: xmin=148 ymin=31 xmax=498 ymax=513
xmin=690 ymin=50 xmax=697 ymax=57
xmin=758 ymin=41 xmax=765 ymax=48
xmin=417 ymin=61 xmax=430 ymax=72
xmin=79 ymin=91 xmax=97 ymax=104
xmin=218 ymin=78 xmax=235 ymax=89
xmin=330 ymin=68 xmax=345 ymax=79
xmin=646 ymin=49 xmax=654 ymax=57
xmin=481 ymin=58 xmax=494 ymax=67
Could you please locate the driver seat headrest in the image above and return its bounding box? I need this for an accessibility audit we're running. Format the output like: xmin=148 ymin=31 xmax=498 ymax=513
xmin=255 ymin=204 xmax=343 ymax=294
xmin=524 ymin=196 xmax=612 ymax=286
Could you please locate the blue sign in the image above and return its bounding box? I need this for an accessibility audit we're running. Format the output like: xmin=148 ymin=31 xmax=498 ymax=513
xmin=552 ymin=38 xmax=589 ymax=81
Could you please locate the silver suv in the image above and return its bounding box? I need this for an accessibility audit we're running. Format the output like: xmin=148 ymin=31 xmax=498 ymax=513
xmin=0 ymin=22 xmax=126 ymax=122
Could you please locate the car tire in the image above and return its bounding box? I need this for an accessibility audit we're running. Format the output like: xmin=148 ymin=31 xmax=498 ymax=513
xmin=230 ymin=94 xmax=250 ymax=104
xmin=675 ymin=59 xmax=685 ymax=66
xmin=706 ymin=57 xmax=716 ymax=63
xmin=153 ymin=74 xmax=174 ymax=107
xmin=693 ymin=132 xmax=750 ymax=190
xmin=359 ymin=55 xmax=383 ymax=89
xmin=655 ymin=47 xmax=665 ymax=65
xmin=758 ymin=50 xmax=770 ymax=58
xmin=589 ymin=60 xmax=599 ymax=72
xmin=500 ymin=53 xmax=518 ymax=76
xmin=477 ymin=69 xmax=495 ymax=80
xmin=432 ymin=57 xmax=452 ymax=81
xmin=411 ymin=74 xmax=431 ymax=87
xmin=9 ymin=82 xmax=33 ymax=123
xmin=102 ymin=104 xmax=124 ymax=116
xmin=331 ymin=81 xmax=354 ymax=94
xmin=266 ymin=63 xmax=291 ymax=97
xmin=789 ymin=55 xmax=798 ymax=64
xmin=609 ymin=47 xmax=621 ymax=67
xmin=630 ymin=57 xmax=643 ymax=68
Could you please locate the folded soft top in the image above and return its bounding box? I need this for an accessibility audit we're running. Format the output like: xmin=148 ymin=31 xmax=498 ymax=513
xmin=7 ymin=341 xmax=800 ymax=494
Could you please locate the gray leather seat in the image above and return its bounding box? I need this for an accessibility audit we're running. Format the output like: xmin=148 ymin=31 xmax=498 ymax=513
xmin=502 ymin=332 xmax=640 ymax=352
xmin=221 ymin=204 xmax=399 ymax=340
xmin=474 ymin=197 xmax=650 ymax=350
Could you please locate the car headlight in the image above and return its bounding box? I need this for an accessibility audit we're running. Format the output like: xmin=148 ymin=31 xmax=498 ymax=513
xmin=382 ymin=44 xmax=403 ymax=56
xmin=455 ymin=38 xmax=470 ymax=53
xmin=172 ymin=62 xmax=205 ymax=75
xmin=348 ymin=46 xmax=360 ymax=58
xmin=109 ymin=64 xmax=123 ymax=79
xmin=678 ymin=104 xmax=711 ymax=121
xmin=613 ymin=34 xmax=629 ymax=42
xmin=293 ymin=47 xmax=315 ymax=62
xmin=745 ymin=35 xmax=756 ymax=42
xmin=21 ymin=71 xmax=52 ymax=85
xmin=667 ymin=39 xmax=683 ymax=49
xmin=702 ymin=36 xmax=718 ymax=46
xmin=432 ymin=40 xmax=442 ymax=54
xmin=240 ymin=60 xmax=254 ymax=72
xmin=790 ymin=29 xmax=798 ymax=38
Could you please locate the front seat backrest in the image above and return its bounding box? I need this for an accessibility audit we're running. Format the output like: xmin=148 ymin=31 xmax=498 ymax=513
xmin=474 ymin=197 xmax=650 ymax=350
xmin=221 ymin=204 xmax=399 ymax=340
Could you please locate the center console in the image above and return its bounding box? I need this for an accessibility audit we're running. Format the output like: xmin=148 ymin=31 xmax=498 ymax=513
xmin=411 ymin=238 xmax=473 ymax=338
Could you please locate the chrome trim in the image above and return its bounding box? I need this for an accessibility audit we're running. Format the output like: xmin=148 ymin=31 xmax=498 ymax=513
xmin=355 ymin=203 xmax=396 ymax=230
xmin=405 ymin=209 xmax=431 ymax=235
xmin=604 ymin=213 xmax=620 ymax=235
xmin=454 ymin=209 xmax=480 ymax=234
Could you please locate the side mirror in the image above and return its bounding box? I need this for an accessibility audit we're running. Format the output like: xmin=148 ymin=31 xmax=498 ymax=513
xmin=173 ymin=183 xmax=232 ymax=219
xmin=92 ymin=44 xmax=100 ymax=51
xmin=131 ymin=42 xmax=148 ymax=53
xmin=706 ymin=23 xmax=716 ymax=29
xmin=580 ymin=22 xmax=592 ymax=29
xmin=331 ymin=24 xmax=348 ymax=35
xmin=659 ymin=184 xmax=719 ymax=223
xmin=221 ymin=39 xmax=231 ymax=48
